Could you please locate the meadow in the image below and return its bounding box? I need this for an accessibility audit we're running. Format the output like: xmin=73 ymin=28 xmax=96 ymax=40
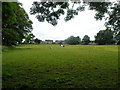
xmin=2 ymin=44 xmax=118 ymax=88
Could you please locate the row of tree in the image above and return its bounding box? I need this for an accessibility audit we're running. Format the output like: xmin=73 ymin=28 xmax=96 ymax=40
xmin=30 ymin=1 xmax=120 ymax=45
xmin=65 ymin=29 xmax=120 ymax=45
xmin=65 ymin=35 xmax=90 ymax=45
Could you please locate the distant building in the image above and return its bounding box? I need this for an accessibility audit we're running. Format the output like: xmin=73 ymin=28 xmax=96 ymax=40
xmin=55 ymin=40 xmax=65 ymax=44
xmin=40 ymin=41 xmax=45 ymax=44
xmin=45 ymin=40 xmax=53 ymax=44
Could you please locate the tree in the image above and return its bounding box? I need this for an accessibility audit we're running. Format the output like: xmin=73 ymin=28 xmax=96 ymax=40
xmin=65 ymin=36 xmax=81 ymax=45
xmin=30 ymin=1 xmax=119 ymax=39
xmin=105 ymin=2 xmax=120 ymax=43
xmin=30 ymin=1 xmax=111 ymax=26
xmin=30 ymin=1 xmax=85 ymax=26
xmin=2 ymin=2 xmax=33 ymax=46
xmin=2 ymin=28 xmax=20 ymax=46
xmin=95 ymin=30 xmax=115 ymax=45
xmin=24 ymin=33 xmax=35 ymax=44
xmin=34 ymin=38 xmax=41 ymax=44
xmin=0 ymin=2 xmax=2 ymax=45
xmin=76 ymin=36 xmax=81 ymax=43
xmin=115 ymin=34 xmax=120 ymax=45
xmin=82 ymin=35 xmax=90 ymax=45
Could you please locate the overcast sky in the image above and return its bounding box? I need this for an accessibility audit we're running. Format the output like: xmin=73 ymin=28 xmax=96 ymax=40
xmin=18 ymin=0 xmax=106 ymax=41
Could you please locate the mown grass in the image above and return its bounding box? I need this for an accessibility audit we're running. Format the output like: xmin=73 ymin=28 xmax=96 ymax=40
xmin=2 ymin=44 xmax=118 ymax=88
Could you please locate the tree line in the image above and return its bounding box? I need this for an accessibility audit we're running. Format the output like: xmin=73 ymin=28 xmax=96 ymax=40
xmin=30 ymin=1 xmax=120 ymax=44
xmin=65 ymin=29 xmax=120 ymax=45
xmin=24 ymin=29 xmax=119 ymax=45
xmin=2 ymin=1 xmax=120 ymax=46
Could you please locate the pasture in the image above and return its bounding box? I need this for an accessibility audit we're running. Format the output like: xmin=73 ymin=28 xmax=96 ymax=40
xmin=2 ymin=45 xmax=118 ymax=88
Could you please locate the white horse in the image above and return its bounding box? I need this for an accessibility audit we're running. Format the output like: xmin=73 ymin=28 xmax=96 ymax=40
xmin=60 ymin=44 xmax=65 ymax=47
xmin=49 ymin=46 xmax=53 ymax=49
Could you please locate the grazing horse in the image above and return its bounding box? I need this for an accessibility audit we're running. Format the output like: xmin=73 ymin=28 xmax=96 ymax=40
xmin=60 ymin=44 xmax=65 ymax=47
xmin=49 ymin=46 xmax=53 ymax=49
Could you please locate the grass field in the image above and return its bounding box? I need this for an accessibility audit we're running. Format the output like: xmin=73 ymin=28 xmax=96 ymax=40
xmin=2 ymin=44 xmax=118 ymax=88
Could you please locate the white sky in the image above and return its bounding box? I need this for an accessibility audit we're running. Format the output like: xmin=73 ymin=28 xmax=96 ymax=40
xmin=18 ymin=0 xmax=106 ymax=41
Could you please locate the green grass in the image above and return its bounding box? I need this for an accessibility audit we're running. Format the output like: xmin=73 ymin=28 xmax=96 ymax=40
xmin=2 ymin=44 xmax=118 ymax=88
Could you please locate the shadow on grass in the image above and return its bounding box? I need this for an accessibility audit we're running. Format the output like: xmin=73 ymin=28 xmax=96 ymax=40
xmin=2 ymin=46 xmax=32 ymax=52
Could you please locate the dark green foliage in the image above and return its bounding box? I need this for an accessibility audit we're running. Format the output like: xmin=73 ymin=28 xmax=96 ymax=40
xmin=65 ymin=36 xmax=81 ymax=45
xmin=0 ymin=2 xmax=2 ymax=45
xmin=82 ymin=35 xmax=90 ymax=45
xmin=2 ymin=28 xmax=20 ymax=46
xmin=88 ymin=2 xmax=111 ymax=20
xmin=24 ymin=33 xmax=35 ymax=44
xmin=2 ymin=2 xmax=33 ymax=46
xmin=30 ymin=1 xmax=111 ymax=25
xmin=95 ymin=30 xmax=115 ymax=45
xmin=64 ymin=9 xmax=78 ymax=21
xmin=2 ymin=2 xmax=17 ymax=26
xmin=115 ymin=32 xmax=120 ymax=45
xmin=30 ymin=1 xmax=84 ymax=26
xmin=106 ymin=2 xmax=120 ymax=42
xmin=89 ymin=1 xmax=120 ymax=40
xmin=34 ymin=38 xmax=41 ymax=44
